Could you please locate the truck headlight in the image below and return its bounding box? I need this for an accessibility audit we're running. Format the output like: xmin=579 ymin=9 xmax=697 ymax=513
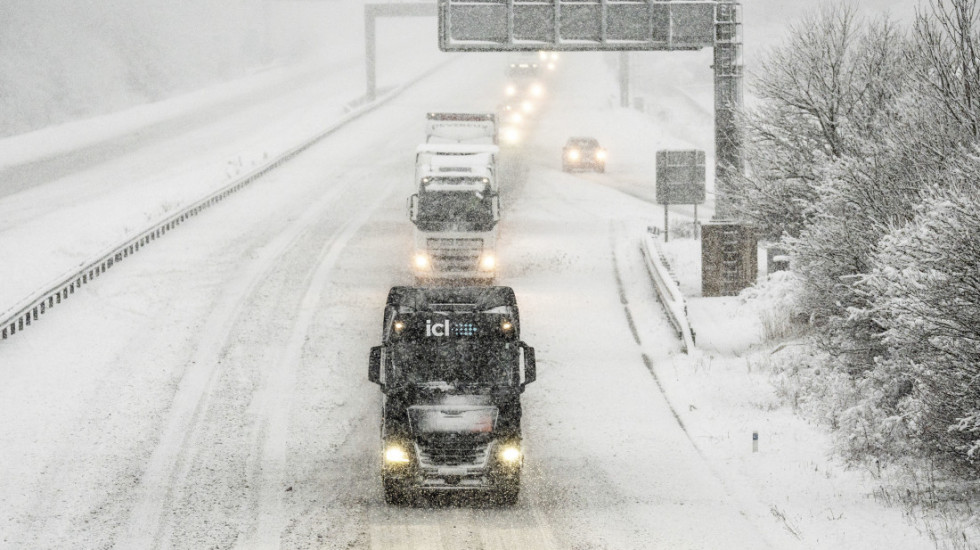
xmin=480 ymin=254 xmax=496 ymax=270
xmin=499 ymin=446 xmax=521 ymax=463
xmin=385 ymin=445 xmax=411 ymax=464
xmin=413 ymin=253 xmax=430 ymax=269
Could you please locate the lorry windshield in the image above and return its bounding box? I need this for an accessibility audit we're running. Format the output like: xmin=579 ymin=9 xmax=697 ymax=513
xmin=415 ymin=190 xmax=495 ymax=231
xmin=391 ymin=341 xmax=517 ymax=388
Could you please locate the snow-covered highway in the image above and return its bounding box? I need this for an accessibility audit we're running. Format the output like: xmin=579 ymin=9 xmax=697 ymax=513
xmin=0 ymin=34 xmax=935 ymax=550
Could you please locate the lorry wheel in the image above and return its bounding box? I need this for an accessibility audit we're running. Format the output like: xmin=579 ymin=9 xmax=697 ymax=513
xmin=383 ymin=478 xmax=408 ymax=505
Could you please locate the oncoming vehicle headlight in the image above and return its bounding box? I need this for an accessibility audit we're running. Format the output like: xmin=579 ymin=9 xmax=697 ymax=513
xmin=385 ymin=445 xmax=411 ymax=464
xmin=509 ymin=112 xmax=523 ymax=125
xmin=499 ymin=445 xmax=521 ymax=463
xmin=530 ymin=83 xmax=544 ymax=97
xmin=505 ymin=84 xmax=517 ymax=96
xmin=521 ymin=100 xmax=534 ymax=113
xmin=480 ymin=254 xmax=496 ymax=270
xmin=414 ymin=253 xmax=430 ymax=269
xmin=566 ymin=149 xmax=580 ymax=161
xmin=596 ymin=149 xmax=607 ymax=160
xmin=502 ymin=127 xmax=521 ymax=145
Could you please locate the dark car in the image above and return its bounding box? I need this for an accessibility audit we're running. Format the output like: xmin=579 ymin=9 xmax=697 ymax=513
xmin=562 ymin=137 xmax=606 ymax=173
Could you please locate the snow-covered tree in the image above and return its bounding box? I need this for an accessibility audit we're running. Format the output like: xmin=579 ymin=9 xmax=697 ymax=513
xmin=732 ymin=5 xmax=907 ymax=241
xmin=859 ymin=179 xmax=980 ymax=470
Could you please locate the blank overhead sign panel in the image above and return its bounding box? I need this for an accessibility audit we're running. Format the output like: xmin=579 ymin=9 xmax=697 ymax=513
xmin=439 ymin=0 xmax=722 ymax=51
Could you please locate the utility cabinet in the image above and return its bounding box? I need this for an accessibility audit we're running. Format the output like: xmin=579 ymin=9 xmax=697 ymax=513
xmin=702 ymin=222 xmax=757 ymax=296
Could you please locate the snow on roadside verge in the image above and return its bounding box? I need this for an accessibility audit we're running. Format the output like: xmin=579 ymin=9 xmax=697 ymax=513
xmin=652 ymin=236 xmax=941 ymax=550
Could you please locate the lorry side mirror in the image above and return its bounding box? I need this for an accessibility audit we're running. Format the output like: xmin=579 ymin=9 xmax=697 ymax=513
xmin=368 ymin=346 xmax=382 ymax=384
xmin=521 ymin=342 xmax=536 ymax=386
xmin=407 ymin=195 xmax=418 ymax=221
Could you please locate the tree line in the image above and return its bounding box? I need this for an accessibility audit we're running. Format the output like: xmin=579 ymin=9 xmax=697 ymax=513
xmin=733 ymin=0 xmax=980 ymax=476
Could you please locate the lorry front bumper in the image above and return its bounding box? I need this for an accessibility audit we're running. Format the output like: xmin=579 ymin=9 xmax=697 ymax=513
xmin=383 ymin=440 xmax=520 ymax=492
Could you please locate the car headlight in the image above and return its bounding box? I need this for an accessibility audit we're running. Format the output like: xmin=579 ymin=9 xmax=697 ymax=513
xmin=530 ymin=83 xmax=544 ymax=97
xmin=414 ymin=253 xmax=430 ymax=269
xmin=385 ymin=445 xmax=411 ymax=464
xmin=566 ymin=149 xmax=580 ymax=161
xmin=480 ymin=254 xmax=496 ymax=270
xmin=596 ymin=149 xmax=607 ymax=160
xmin=502 ymin=126 xmax=521 ymax=144
xmin=521 ymin=100 xmax=533 ymax=113
xmin=499 ymin=445 xmax=521 ymax=463
xmin=505 ymin=84 xmax=517 ymax=96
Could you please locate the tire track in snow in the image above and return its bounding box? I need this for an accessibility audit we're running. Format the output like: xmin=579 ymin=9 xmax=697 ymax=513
xmin=116 ymin=180 xmax=353 ymax=550
xmin=238 ymin=189 xmax=389 ymax=549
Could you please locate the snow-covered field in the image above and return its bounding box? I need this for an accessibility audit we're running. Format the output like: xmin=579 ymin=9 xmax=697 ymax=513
xmin=0 ymin=2 xmax=945 ymax=549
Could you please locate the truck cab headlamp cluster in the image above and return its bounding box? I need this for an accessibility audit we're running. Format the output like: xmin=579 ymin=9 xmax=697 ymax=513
xmin=385 ymin=445 xmax=411 ymax=464
xmin=499 ymin=446 xmax=521 ymax=463
xmin=501 ymin=320 xmax=513 ymax=332
xmin=393 ymin=320 xmax=406 ymax=334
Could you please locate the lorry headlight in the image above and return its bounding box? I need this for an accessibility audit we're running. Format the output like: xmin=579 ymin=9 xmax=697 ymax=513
xmin=500 ymin=446 xmax=521 ymax=463
xmin=480 ymin=254 xmax=496 ymax=270
xmin=414 ymin=253 xmax=430 ymax=269
xmin=385 ymin=445 xmax=411 ymax=464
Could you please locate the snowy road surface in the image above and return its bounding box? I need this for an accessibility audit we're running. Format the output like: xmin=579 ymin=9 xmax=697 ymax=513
xmin=0 ymin=47 xmax=931 ymax=549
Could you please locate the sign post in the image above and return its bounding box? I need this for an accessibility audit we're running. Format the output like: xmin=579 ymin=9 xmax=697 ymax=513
xmin=656 ymin=150 xmax=706 ymax=241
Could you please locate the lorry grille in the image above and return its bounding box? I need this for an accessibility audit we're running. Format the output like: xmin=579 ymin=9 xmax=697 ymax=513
xmin=426 ymin=238 xmax=483 ymax=271
xmin=415 ymin=437 xmax=491 ymax=468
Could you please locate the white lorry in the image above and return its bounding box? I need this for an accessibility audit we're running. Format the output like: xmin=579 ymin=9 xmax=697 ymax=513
xmin=410 ymin=113 xmax=502 ymax=283
xmin=424 ymin=112 xmax=497 ymax=145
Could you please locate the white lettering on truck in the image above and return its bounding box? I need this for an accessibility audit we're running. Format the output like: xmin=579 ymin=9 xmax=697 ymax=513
xmin=426 ymin=319 xmax=451 ymax=337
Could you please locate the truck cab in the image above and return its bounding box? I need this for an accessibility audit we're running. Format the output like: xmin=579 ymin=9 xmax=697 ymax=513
xmin=408 ymin=170 xmax=500 ymax=283
xmin=368 ymin=286 xmax=536 ymax=505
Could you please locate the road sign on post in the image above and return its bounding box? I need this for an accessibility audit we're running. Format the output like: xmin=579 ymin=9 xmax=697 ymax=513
xmin=656 ymin=149 xmax=705 ymax=243
xmin=656 ymin=150 xmax=706 ymax=205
